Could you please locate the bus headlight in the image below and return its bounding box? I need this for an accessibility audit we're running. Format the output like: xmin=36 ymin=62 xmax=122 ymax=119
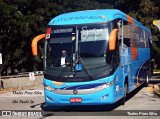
xmin=96 ymin=77 xmax=118 ymax=90
xmin=44 ymin=84 xmax=55 ymax=91
xmin=45 ymin=85 xmax=52 ymax=91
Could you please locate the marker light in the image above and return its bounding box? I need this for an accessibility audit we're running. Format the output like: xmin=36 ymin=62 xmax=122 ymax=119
xmin=45 ymin=28 xmax=51 ymax=40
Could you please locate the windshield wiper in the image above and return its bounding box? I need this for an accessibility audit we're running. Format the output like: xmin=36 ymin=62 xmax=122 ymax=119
xmin=77 ymin=56 xmax=94 ymax=80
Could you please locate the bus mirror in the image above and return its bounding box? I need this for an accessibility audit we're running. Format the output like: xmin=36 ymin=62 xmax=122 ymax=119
xmin=31 ymin=34 xmax=45 ymax=56
xmin=109 ymin=29 xmax=118 ymax=51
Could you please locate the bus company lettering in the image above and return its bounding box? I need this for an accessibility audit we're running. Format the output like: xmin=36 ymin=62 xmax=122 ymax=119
xmin=52 ymin=16 xmax=105 ymax=24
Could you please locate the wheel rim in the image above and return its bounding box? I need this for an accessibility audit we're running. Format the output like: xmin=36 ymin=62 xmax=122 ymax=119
xmin=146 ymin=74 xmax=149 ymax=83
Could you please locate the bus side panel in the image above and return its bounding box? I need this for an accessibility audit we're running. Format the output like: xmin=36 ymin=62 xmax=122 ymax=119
xmin=136 ymin=48 xmax=150 ymax=84
xmin=120 ymin=47 xmax=150 ymax=93
xmin=128 ymin=48 xmax=150 ymax=91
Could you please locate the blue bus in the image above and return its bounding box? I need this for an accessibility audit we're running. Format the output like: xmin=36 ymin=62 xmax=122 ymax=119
xmin=32 ymin=9 xmax=152 ymax=106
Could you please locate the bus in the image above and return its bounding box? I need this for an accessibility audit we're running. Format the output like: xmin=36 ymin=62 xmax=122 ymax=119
xmin=32 ymin=9 xmax=152 ymax=106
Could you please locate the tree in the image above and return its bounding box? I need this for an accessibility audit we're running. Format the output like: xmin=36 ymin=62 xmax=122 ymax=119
xmin=0 ymin=0 xmax=113 ymax=75
xmin=111 ymin=0 xmax=160 ymax=69
xmin=1 ymin=0 xmax=160 ymax=75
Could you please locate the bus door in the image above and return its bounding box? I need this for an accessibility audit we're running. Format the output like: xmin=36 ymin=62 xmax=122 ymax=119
xmin=128 ymin=22 xmax=140 ymax=88
xmin=120 ymin=20 xmax=135 ymax=91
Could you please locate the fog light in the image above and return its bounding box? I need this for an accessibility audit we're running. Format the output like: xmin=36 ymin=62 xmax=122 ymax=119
xmin=47 ymin=96 xmax=54 ymax=102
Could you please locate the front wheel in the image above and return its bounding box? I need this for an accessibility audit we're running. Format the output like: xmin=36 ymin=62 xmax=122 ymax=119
xmin=120 ymin=83 xmax=128 ymax=105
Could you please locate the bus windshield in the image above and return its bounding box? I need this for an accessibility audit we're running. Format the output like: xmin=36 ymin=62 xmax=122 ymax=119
xmin=44 ymin=22 xmax=114 ymax=81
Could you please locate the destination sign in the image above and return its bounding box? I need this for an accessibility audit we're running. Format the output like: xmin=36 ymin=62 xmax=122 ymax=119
xmin=80 ymin=26 xmax=108 ymax=42
xmin=53 ymin=28 xmax=73 ymax=34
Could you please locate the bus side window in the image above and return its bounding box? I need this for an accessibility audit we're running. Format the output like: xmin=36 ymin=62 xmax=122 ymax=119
xmin=106 ymin=19 xmax=122 ymax=70
xmin=105 ymin=47 xmax=119 ymax=70
xmin=105 ymin=48 xmax=112 ymax=65
xmin=113 ymin=38 xmax=120 ymax=69
xmin=123 ymin=22 xmax=131 ymax=48
xmin=113 ymin=19 xmax=121 ymax=69
xmin=118 ymin=20 xmax=130 ymax=53
xmin=145 ymin=31 xmax=150 ymax=48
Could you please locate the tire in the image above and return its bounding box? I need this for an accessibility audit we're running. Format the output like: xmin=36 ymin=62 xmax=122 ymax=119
xmin=120 ymin=83 xmax=128 ymax=105
xmin=145 ymin=72 xmax=150 ymax=87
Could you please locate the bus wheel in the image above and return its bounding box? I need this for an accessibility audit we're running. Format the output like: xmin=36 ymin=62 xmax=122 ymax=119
xmin=145 ymin=72 xmax=150 ymax=87
xmin=120 ymin=83 xmax=128 ymax=105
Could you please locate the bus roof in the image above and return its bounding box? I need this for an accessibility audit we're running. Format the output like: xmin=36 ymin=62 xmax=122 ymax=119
xmin=49 ymin=9 xmax=150 ymax=32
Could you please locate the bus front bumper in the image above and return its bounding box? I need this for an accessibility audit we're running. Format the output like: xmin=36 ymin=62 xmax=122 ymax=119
xmin=44 ymin=87 xmax=118 ymax=106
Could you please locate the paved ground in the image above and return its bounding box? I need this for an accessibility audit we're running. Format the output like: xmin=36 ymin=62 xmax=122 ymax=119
xmin=0 ymin=83 xmax=160 ymax=119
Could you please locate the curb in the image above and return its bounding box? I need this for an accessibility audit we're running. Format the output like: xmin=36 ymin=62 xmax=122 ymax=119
xmin=0 ymin=75 xmax=43 ymax=90
xmin=153 ymin=71 xmax=160 ymax=74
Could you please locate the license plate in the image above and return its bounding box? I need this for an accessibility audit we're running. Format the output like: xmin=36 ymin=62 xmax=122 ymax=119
xmin=70 ymin=98 xmax=82 ymax=103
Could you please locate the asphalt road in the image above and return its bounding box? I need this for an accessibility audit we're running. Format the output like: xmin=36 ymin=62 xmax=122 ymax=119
xmin=0 ymin=82 xmax=160 ymax=119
